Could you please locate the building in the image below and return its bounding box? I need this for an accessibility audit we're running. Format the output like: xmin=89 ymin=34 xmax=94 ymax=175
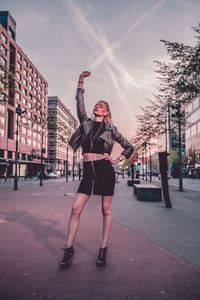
xmin=185 ymin=96 xmax=200 ymax=167
xmin=48 ymin=96 xmax=79 ymax=175
xmin=0 ymin=11 xmax=48 ymax=178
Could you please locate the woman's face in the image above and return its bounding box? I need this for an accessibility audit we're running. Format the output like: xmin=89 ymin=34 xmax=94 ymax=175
xmin=93 ymin=101 xmax=108 ymax=117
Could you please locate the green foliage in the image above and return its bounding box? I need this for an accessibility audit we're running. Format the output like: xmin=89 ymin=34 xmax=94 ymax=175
xmin=168 ymin=149 xmax=179 ymax=165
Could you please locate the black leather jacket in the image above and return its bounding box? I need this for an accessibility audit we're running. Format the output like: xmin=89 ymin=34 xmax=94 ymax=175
xmin=69 ymin=88 xmax=134 ymax=158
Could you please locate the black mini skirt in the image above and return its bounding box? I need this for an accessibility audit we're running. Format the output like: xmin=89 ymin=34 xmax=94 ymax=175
xmin=77 ymin=159 xmax=115 ymax=196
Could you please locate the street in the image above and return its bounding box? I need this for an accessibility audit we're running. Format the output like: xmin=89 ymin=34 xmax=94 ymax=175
xmin=0 ymin=177 xmax=200 ymax=299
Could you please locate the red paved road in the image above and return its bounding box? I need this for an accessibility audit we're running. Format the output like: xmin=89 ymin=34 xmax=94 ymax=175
xmin=0 ymin=180 xmax=199 ymax=299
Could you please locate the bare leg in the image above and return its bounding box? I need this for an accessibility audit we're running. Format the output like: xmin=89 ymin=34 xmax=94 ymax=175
xmin=67 ymin=193 xmax=90 ymax=248
xmin=101 ymin=195 xmax=113 ymax=248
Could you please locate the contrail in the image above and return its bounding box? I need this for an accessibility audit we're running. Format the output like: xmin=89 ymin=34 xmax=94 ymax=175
xmin=65 ymin=0 xmax=139 ymax=91
xmin=91 ymin=0 xmax=167 ymax=70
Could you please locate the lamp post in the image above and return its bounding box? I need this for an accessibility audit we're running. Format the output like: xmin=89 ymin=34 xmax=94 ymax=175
xmin=40 ymin=135 xmax=45 ymax=187
xmin=171 ymin=103 xmax=183 ymax=191
xmin=14 ymin=105 xmax=26 ymax=191
xmin=66 ymin=146 xmax=68 ymax=182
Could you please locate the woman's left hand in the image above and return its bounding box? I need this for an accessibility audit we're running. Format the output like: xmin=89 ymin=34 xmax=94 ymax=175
xmin=103 ymin=153 xmax=117 ymax=164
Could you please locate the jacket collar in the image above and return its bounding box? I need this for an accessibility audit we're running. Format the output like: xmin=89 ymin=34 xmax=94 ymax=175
xmin=82 ymin=118 xmax=114 ymax=144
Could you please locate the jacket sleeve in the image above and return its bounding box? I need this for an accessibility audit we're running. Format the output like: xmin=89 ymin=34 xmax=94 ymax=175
xmin=112 ymin=127 xmax=134 ymax=159
xmin=76 ymin=88 xmax=88 ymax=124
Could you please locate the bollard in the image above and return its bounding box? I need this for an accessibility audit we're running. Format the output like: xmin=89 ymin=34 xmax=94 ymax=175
xmin=158 ymin=152 xmax=172 ymax=208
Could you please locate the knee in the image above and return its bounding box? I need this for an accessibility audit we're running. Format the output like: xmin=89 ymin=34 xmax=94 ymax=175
xmin=71 ymin=205 xmax=81 ymax=217
xmin=102 ymin=206 xmax=112 ymax=217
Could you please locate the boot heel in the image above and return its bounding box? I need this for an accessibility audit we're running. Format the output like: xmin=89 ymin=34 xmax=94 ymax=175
xmin=96 ymin=247 xmax=107 ymax=267
xmin=59 ymin=246 xmax=74 ymax=269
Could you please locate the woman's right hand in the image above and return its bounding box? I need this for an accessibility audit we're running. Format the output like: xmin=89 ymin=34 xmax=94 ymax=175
xmin=80 ymin=71 xmax=91 ymax=78
xmin=78 ymin=71 xmax=91 ymax=88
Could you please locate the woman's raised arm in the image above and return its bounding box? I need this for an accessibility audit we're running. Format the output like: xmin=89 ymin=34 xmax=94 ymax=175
xmin=76 ymin=71 xmax=91 ymax=123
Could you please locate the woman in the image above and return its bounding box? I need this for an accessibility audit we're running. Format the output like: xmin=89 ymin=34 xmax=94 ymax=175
xmin=60 ymin=71 xmax=133 ymax=268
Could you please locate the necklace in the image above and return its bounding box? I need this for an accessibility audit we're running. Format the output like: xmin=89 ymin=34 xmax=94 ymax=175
xmin=90 ymin=121 xmax=104 ymax=150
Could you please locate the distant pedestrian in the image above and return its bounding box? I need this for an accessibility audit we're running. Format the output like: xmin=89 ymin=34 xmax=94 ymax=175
xmin=113 ymin=164 xmax=121 ymax=183
xmin=60 ymin=71 xmax=134 ymax=268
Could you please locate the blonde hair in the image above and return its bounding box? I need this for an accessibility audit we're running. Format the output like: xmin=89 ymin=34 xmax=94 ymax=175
xmin=98 ymin=100 xmax=113 ymax=125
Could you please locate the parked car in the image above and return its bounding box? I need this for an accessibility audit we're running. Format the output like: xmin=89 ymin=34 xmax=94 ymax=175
xmin=49 ymin=170 xmax=61 ymax=179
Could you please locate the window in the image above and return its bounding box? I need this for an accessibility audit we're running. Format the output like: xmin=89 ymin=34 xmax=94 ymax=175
xmin=188 ymin=109 xmax=200 ymax=124
xmin=33 ymin=140 xmax=36 ymax=147
xmin=23 ymin=97 xmax=27 ymax=105
xmin=23 ymin=69 xmax=28 ymax=77
xmin=0 ymin=116 xmax=5 ymax=125
xmin=43 ymin=97 xmax=46 ymax=103
xmin=7 ymin=109 xmax=14 ymax=139
xmin=28 ymin=102 xmax=32 ymax=109
xmin=17 ymin=62 xmax=22 ymax=70
xmin=23 ymin=78 xmax=27 ymax=86
xmin=16 ymin=72 xmax=21 ymax=80
xmin=197 ymin=122 xmax=200 ymax=133
xmin=29 ymin=93 xmax=33 ymax=100
xmin=23 ymin=88 xmax=27 ymax=96
xmin=30 ymin=66 xmax=33 ymax=74
xmin=43 ymin=82 xmax=46 ymax=88
xmin=191 ymin=124 xmax=196 ymax=135
xmin=39 ymin=77 xmax=42 ymax=84
xmin=16 ymin=82 xmax=21 ymax=91
xmin=0 ymin=56 xmax=6 ymax=66
xmin=34 ymin=89 xmax=38 ymax=96
xmin=24 ymin=59 xmax=28 ymax=68
xmin=34 ymin=80 xmax=38 ymax=87
xmin=193 ymin=97 xmax=200 ymax=110
xmin=35 ymin=72 xmax=38 ymax=79
xmin=0 ymin=149 xmax=4 ymax=157
xmin=27 ymin=138 xmax=31 ymax=145
xmin=1 ymin=32 xmax=7 ymax=44
xmin=22 ymin=126 xmax=26 ymax=134
xmin=29 ymin=74 xmax=33 ymax=82
xmin=0 ymin=128 xmax=4 ymax=137
xmin=16 ymin=92 xmax=21 ymax=101
xmin=17 ymin=51 xmax=22 ymax=61
xmin=28 ymin=130 xmax=32 ymax=136
xmin=29 ymin=84 xmax=33 ymax=91
xmin=39 ymin=94 xmax=42 ymax=100
xmin=21 ymin=136 xmax=26 ymax=144
xmin=39 ymin=85 xmax=42 ymax=92
xmin=0 ymin=104 xmax=5 ymax=113
xmin=1 ymin=44 xmax=7 ymax=56
xmin=33 ymin=132 xmax=37 ymax=138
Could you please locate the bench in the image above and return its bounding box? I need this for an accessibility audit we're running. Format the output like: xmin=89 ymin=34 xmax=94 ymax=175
xmin=133 ymin=184 xmax=162 ymax=201
xmin=127 ymin=180 xmax=140 ymax=186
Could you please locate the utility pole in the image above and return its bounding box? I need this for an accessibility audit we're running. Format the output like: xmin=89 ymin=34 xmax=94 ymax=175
xmin=66 ymin=147 xmax=68 ymax=182
xmin=171 ymin=103 xmax=183 ymax=191
xmin=40 ymin=135 xmax=44 ymax=187
xmin=14 ymin=105 xmax=26 ymax=191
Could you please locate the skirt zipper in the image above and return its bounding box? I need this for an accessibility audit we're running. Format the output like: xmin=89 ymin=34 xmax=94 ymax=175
xmin=91 ymin=161 xmax=97 ymax=195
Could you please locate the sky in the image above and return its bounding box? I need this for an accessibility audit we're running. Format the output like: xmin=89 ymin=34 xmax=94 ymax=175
xmin=1 ymin=0 xmax=200 ymax=141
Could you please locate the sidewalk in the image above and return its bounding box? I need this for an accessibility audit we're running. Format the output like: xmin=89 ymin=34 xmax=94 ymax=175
xmin=0 ymin=178 xmax=199 ymax=299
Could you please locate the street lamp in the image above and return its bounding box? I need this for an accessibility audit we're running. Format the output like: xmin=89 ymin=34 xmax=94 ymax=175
xmin=66 ymin=146 xmax=68 ymax=182
xmin=14 ymin=104 xmax=26 ymax=191
xmin=171 ymin=103 xmax=184 ymax=191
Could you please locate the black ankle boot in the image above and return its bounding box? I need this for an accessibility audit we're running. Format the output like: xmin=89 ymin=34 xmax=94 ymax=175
xmin=60 ymin=246 xmax=74 ymax=269
xmin=96 ymin=247 xmax=107 ymax=267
